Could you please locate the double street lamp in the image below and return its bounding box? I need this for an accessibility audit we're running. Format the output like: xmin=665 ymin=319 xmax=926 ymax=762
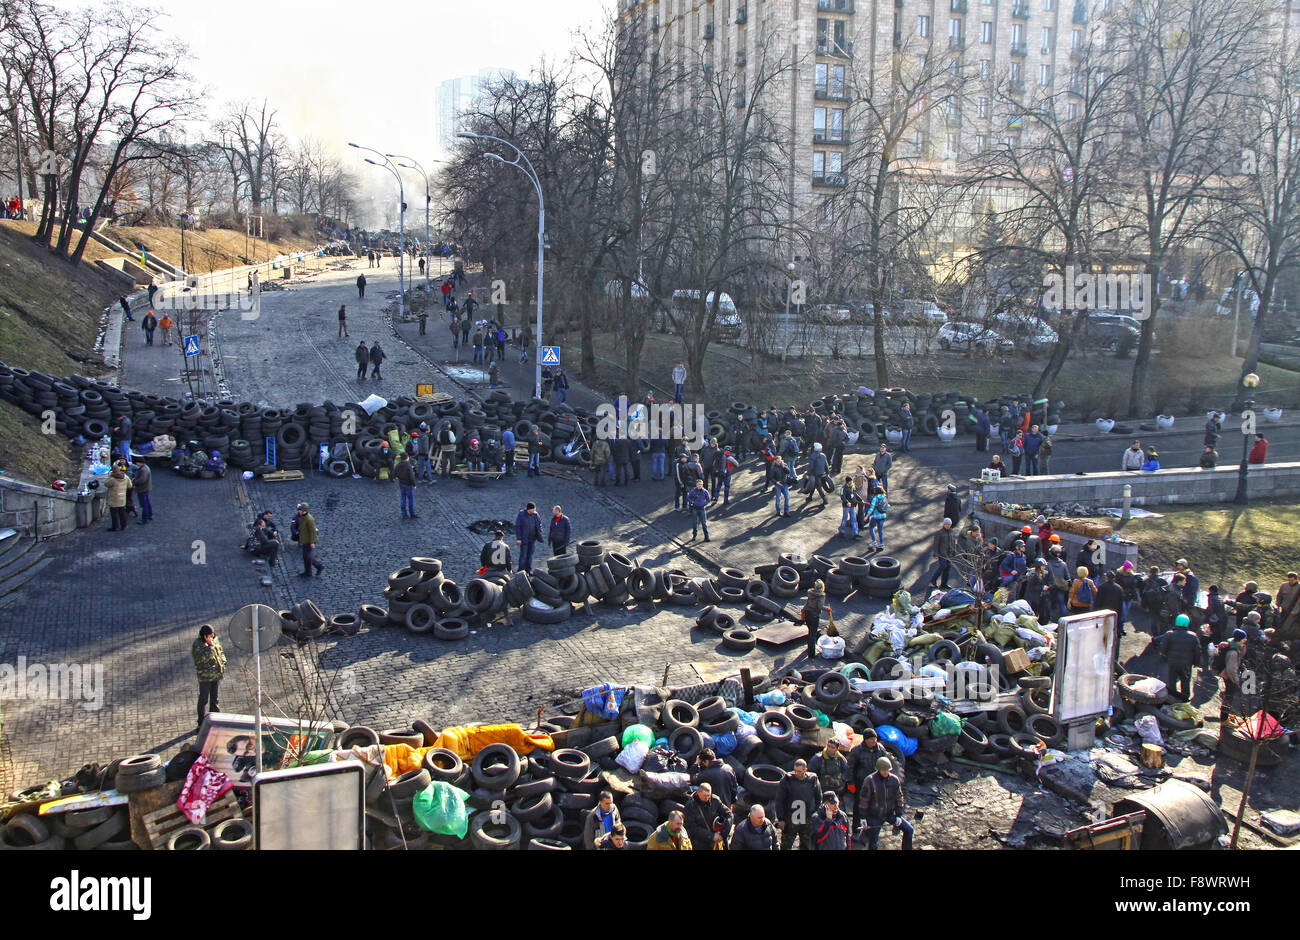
xmin=1234 ymin=371 xmax=1261 ymax=504
xmin=388 ymin=153 xmax=444 ymax=295
xmin=458 ymin=131 xmax=545 ymax=400
xmin=348 ymin=142 xmax=405 ymax=319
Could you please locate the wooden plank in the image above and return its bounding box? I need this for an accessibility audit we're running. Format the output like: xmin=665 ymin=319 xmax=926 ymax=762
xmin=753 ymin=621 xmax=808 ymax=647
xmin=141 ymin=790 xmax=243 ymax=850
xmin=262 ymin=470 xmax=305 ymax=482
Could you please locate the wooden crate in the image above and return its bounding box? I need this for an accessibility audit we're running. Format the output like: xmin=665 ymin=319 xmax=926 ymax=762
xmin=262 ymin=470 xmax=305 ymax=482
xmin=136 ymin=785 xmax=244 ymax=850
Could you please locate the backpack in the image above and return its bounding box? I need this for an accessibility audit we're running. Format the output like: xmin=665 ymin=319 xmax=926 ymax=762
xmin=290 ymin=517 xmax=300 ymax=542
xmin=1211 ymin=643 xmax=1229 ymax=673
xmin=1075 ymin=578 xmax=1094 ymax=605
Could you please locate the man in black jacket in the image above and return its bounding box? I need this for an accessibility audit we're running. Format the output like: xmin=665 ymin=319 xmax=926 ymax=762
xmin=729 ymin=804 xmax=779 ymax=850
xmin=774 ymin=759 xmax=822 ymax=850
xmin=355 ymin=340 xmax=369 ymax=379
xmin=859 ymin=757 xmax=912 ymax=850
xmin=611 ymin=435 xmax=633 ymax=486
xmin=368 ymin=341 xmax=386 ymax=380
xmin=847 ymin=729 xmax=899 ymax=830
xmin=480 ymin=529 xmax=511 ymax=574
xmin=811 ymin=793 xmax=852 ymax=850
xmin=1093 ymin=569 xmax=1128 ymax=638
xmin=691 ymin=749 xmax=737 ymax=806
xmin=1156 ymin=614 xmax=1205 ymax=702
xmin=683 ymin=782 xmax=733 ymax=850
xmin=943 ymin=484 xmax=962 ymax=525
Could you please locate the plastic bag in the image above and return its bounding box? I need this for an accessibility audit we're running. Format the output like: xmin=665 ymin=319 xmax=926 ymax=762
xmin=1135 ymin=714 xmax=1164 ymax=746
xmin=1129 ymin=676 xmax=1168 ymax=699
xmin=907 ymin=632 xmax=943 ymax=648
xmin=817 ymin=635 xmax=845 ymax=659
xmin=756 ymin=689 xmax=787 ymax=707
xmin=814 ymin=709 xmax=831 ymax=728
xmin=830 ymin=722 xmax=855 ymax=748
xmin=712 ymin=732 xmax=737 ymax=756
xmin=876 ymin=724 xmax=919 ymax=757
xmin=621 ymin=724 xmax=654 ymax=748
xmin=615 ymin=738 xmax=650 ymax=773
xmin=732 ymin=707 xmax=761 ymax=727
xmin=930 ymin=711 xmax=963 ymax=737
xmin=892 ymin=589 xmax=919 ymax=617
xmin=1168 ymin=703 xmax=1200 ymax=724
xmin=1005 ymin=599 xmax=1035 ymax=618
xmin=940 ymin=589 xmax=976 ymax=608
xmin=413 ymin=781 xmax=470 ymax=836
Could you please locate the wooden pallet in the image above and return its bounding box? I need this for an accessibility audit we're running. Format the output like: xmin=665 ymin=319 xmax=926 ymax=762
xmin=139 ymin=789 xmax=244 ymax=851
xmin=414 ymin=392 xmax=453 ymax=404
xmin=262 ymin=470 xmax=305 ymax=482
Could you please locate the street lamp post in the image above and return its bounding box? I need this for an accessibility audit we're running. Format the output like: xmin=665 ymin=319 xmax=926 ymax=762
xmin=348 ymin=142 xmax=405 ymax=317
xmin=389 ymin=155 xmax=443 ymax=295
xmin=459 ymin=131 xmax=544 ymax=400
xmin=785 ymin=260 xmax=796 ymax=317
xmin=1233 ymin=372 xmax=1260 ymax=504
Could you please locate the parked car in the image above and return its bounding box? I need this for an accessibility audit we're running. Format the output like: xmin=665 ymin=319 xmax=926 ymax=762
xmin=936 ymin=321 xmax=1014 ymax=353
xmin=806 ymin=303 xmax=851 ymax=324
xmin=844 ymin=300 xmax=895 ymax=323
xmin=1088 ymin=320 xmax=1141 ymax=353
xmin=992 ymin=313 xmax=1058 ymax=352
xmin=658 ymin=289 xmax=743 ymax=340
xmin=901 ymin=299 xmax=949 ymax=324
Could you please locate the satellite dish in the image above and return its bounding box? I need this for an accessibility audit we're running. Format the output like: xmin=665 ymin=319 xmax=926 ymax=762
xmin=227 ymin=603 xmax=281 ymax=654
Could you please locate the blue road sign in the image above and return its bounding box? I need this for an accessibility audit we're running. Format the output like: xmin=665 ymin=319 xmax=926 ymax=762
xmin=540 ymin=346 xmax=560 ymax=365
xmin=183 ymin=335 xmax=200 ymax=357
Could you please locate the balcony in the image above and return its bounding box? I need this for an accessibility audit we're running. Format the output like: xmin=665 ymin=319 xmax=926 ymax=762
xmin=704 ymin=22 xmax=715 ymax=40
xmin=1009 ymin=79 xmax=1026 ymax=93
xmin=736 ymin=49 xmax=747 ymax=66
xmin=949 ymin=35 xmax=965 ymax=50
xmin=814 ymin=130 xmax=850 ymax=144
xmin=812 ymin=172 xmax=847 ymax=187
xmin=1073 ymin=2 xmax=1088 ymax=22
xmin=817 ymin=0 xmax=856 ymax=12
xmin=1010 ymin=41 xmax=1027 ymax=55
xmin=736 ymin=5 xmax=747 ymax=24
xmin=814 ymin=84 xmax=850 ymax=100
xmin=1012 ymin=2 xmax=1029 ymax=16
xmin=817 ymin=37 xmax=853 ymax=56
xmin=945 ymin=110 xmax=962 ymax=126
xmin=950 ymin=0 xmax=968 ymax=12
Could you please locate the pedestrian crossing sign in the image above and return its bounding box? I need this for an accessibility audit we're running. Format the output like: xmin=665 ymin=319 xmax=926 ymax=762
xmin=183 ymin=335 xmax=200 ymax=357
xmin=541 ymin=346 xmax=560 ymax=365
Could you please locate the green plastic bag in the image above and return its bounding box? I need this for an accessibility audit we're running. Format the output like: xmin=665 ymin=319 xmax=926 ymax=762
xmin=413 ymin=781 xmax=470 ymax=837
xmin=930 ymin=711 xmax=963 ymax=737
xmin=621 ymin=724 xmax=654 ymax=748
xmin=814 ymin=709 xmax=831 ymax=728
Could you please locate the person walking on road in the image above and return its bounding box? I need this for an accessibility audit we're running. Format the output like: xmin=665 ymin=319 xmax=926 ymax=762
xmin=802 ymin=443 xmax=829 ymax=508
xmin=515 ymin=502 xmax=544 ymax=571
xmin=553 ymin=368 xmax=569 ymax=404
xmin=192 ymin=624 xmax=227 ymax=734
xmin=771 ymin=455 xmax=795 ymax=517
xmin=472 ymin=328 xmax=484 ymax=365
xmin=356 ymin=273 xmax=366 ymax=299
xmin=1156 ymin=614 xmax=1203 ymax=702
xmin=338 ymin=305 xmax=349 ymax=338
xmin=865 ymin=487 xmax=888 ymax=551
xmin=687 ymin=479 xmax=711 ymax=541
xmin=296 ymin=502 xmax=323 ymax=577
xmin=872 ymin=443 xmax=893 ymax=493
xmin=838 ymin=474 xmax=861 ymax=538
xmin=119 ymin=296 xmax=135 ymax=322
xmin=413 ymin=425 xmax=435 ymax=483
xmin=141 ymin=310 xmax=157 ymax=346
xmin=943 ymin=484 xmax=961 ymax=525
xmin=159 ymin=312 xmax=173 ymax=346
xmin=418 ymin=308 xmax=427 ymax=335
xmin=859 ymin=757 xmax=912 ymax=850
xmin=802 ymin=580 xmax=827 ymax=657
xmin=133 ymin=461 xmax=153 ymax=524
xmin=672 ymin=363 xmax=687 ymax=403
xmin=526 ymin=425 xmax=543 ymax=477
xmin=898 ymin=403 xmax=915 ymax=452
xmin=395 ymin=452 xmax=418 ymax=519
xmin=926 ymin=518 xmax=959 ymax=589
xmin=449 ymin=316 xmax=460 ymax=350
xmin=355 ymin=341 xmax=369 ymax=380
xmin=368 ymin=341 xmax=386 ymax=380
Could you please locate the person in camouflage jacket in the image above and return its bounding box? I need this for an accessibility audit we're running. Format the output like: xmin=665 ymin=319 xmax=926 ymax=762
xmin=192 ymin=624 xmax=227 ymax=731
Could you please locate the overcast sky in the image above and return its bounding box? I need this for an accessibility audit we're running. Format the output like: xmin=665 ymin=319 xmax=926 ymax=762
xmin=162 ymin=0 xmax=607 ymax=221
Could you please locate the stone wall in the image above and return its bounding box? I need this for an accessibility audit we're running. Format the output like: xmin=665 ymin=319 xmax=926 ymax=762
xmin=0 ymin=476 xmax=99 ymax=538
xmin=971 ymin=463 xmax=1300 ymax=508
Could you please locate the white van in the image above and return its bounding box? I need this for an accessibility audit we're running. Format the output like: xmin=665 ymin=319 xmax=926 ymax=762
xmin=901 ymin=299 xmax=948 ymax=323
xmin=661 ymin=290 xmax=742 ymax=340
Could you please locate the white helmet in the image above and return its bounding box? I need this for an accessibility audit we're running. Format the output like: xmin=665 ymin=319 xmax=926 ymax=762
xmin=813 ymin=443 xmax=823 ymax=452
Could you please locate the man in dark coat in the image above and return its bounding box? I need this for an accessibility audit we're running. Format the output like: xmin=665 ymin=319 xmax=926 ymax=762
xmin=368 ymin=341 xmax=386 ymax=379
xmin=943 ymin=484 xmax=962 ymax=525
xmin=514 ymin=502 xmax=544 ymax=571
xmin=683 ymin=782 xmax=733 ymax=850
xmin=355 ymin=341 xmax=369 ymax=379
xmin=1156 ymin=614 xmax=1205 ymax=702
xmin=774 ymin=759 xmax=822 ymax=850
xmin=547 ymin=505 xmax=572 ymax=556
xmin=691 ymin=749 xmax=738 ymax=806
xmin=729 ymin=805 xmax=779 ymax=850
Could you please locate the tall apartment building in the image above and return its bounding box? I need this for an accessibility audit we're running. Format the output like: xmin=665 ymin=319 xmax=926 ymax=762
xmin=619 ymin=0 xmax=1300 ymax=246
xmin=436 ymin=68 xmax=518 ymax=151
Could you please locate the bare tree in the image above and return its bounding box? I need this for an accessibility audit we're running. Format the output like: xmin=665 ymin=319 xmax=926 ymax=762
xmin=216 ymin=99 xmax=284 ymax=218
xmin=1109 ymin=0 xmax=1266 ymax=416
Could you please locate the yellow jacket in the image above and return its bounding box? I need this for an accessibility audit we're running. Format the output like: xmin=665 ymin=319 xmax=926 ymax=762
xmin=104 ymin=473 xmax=132 ymax=508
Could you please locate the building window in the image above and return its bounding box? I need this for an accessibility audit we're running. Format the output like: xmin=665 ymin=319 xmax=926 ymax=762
xmin=979 ymin=58 xmax=991 ymax=78
xmin=950 ymin=18 xmax=962 ymax=40
xmin=827 ymin=151 xmax=843 ymax=173
xmin=1044 ymin=0 xmax=1053 ymax=8
xmin=815 ymin=62 xmax=828 ymax=93
xmin=830 ymin=108 xmax=845 ymax=139
xmin=814 ymin=151 xmax=825 ymax=175
xmin=1039 ymin=63 xmax=1052 ymax=85
xmin=980 ymin=20 xmax=992 ymax=42
xmin=977 ymin=96 xmax=989 ymax=117
xmin=976 ymin=133 xmax=988 ymax=150
xmin=1071 ymin=28 xmax=1082 ymax=48
xmin=1041 ymin=26 xmax=1052 ymax=50
xmin=918 ymin=14 xmax=931 ymax=37
xmin=832 ymin=64 xmax=846 ymax=94
xmin=814 ymin=106 xmax=827 ymax=134
xmin=1067 ymin=101 xmax=1078 ymax=119
xmin=1009 ymin=61 xmax=1022 ymax=82
xmin=1011 ymin=23 xmax=1024 ymax=44
xmin=1152 ymin=113 xmax=1162 ymax=129
xmin=946 ymin=132 xmax=959 ymax=155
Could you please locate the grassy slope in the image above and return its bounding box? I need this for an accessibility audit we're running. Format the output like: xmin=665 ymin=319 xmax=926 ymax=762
xmin=1104 ymin=500 xmax=1297 ymax=591
xmin=0 ymin=224 xmax=124 ymax=484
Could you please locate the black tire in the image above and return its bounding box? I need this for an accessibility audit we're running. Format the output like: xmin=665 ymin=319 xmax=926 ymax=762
xmin=422 ymin=748 xmax=464 ymax=783
xmin=988 ymin=732 xmax=1015 ymax=757
xmin=786 ymin=703 xmax=819 ymax=730
xmin=928 ymin=639 xmax=961 ymax=663
xmin=115 ymin=767 xmax=166 ymax=793
xmin=211 ymin=818 xmax=253 ymax=851
xmin=166 ymin=826 xmax=211 ymax=850
xmin=510 ymin=790 xmax=555 ymax=822
xmin=695 ymin=695 xmax=728 ymax=722
xmin=1021 ymin=686 xmax=1052 ymax=716
xmin=549 ymin=748 xmax=591 ymax=780
xmin=700 ymin=712 xmax=740 ymax=735
xmin=522 ymin=600 xmax=571 ymax=624
xmin=433 ymin=617 xmax=469 ymax=640
xmin=471 ymin=744 xmax=522 ymax=790
xmin=1009 ymin=732 xmax=1041 ymax=757
xmin=1149 ymin=704 xmax=1198 ymax=732
xmin=404 ymin=603 xmax=437 ymax=634
xmin=1027 ymin=713 xmax=1065 ymax=747
xmin=743 ymin=764 xmax=785 ymax=800
xmin=959 ymin=722 xmax=990 ymax=755
xmin=868 ymin=556 xmax=901 ymax=577
xmin=996 ymin=705 xmax=1028 ymax=735
xmin=813 ymin=672 xmax=850 ymax=704
xmin=744 ymin=604 xmax=776 ymax=623
xmin=1117 ymin=672 xmax=1168 ymax=706
xmin=359 ymin=604 xmax=388 ymax=626
xmin=870 ymin=689 xmax=906 ymax=712
xmin=64 ymin=806 xmax=114 ymax=829
xmin=663 ymin=699 xmax=700 ymax=730
xmin=509 ymin=776 xmax=556 ymax=800
xmin=722 ymin=627 xmax=756 ymax=651
xmin=871 ymin=657 xmax=904 ymax=681
xmin=527 ymin=836 xmax=572 ymax=850
xmin=863 ymin=574 xmax=902 ymax=597
xmin=116 ymin=753 xmax=163 ymax=777
xmin=580 ymin=736 xmax=620 ymax=759
xmin=668 ymin=726 xmax=703 ymax=761
xmin=387 ymin=768 xmax=432 ymax=800
xmin=756 ymin=710 xmax=796 ymax=747
xmin=339 ymin=725 xmax=381 ymax=749
xmin=379 ymin=729 xmax=424 ymax=747
xmin=470 ymin=813 xmax=521 ymax=850
xmin=3 ymin=814 xmax=50 ymax=846
xmin=1017 ymin=675 xmax=1052 ymax=690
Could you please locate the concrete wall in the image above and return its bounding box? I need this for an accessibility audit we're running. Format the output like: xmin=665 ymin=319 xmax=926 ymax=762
xmin=0 ymin=477 xmax=101 ymax=539
xmin=971 ymin=462 xmax=1300 ymax=508
xmin=973 ymin=509 xmax=1139 ymax=574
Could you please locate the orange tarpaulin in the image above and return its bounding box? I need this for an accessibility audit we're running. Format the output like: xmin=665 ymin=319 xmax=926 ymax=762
xmin=379 ymin=724 xmax=555 ymax=779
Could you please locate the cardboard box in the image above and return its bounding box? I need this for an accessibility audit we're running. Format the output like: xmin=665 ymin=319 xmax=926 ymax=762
xmin=1001 ymin=648 xmax=1030 ymax=674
